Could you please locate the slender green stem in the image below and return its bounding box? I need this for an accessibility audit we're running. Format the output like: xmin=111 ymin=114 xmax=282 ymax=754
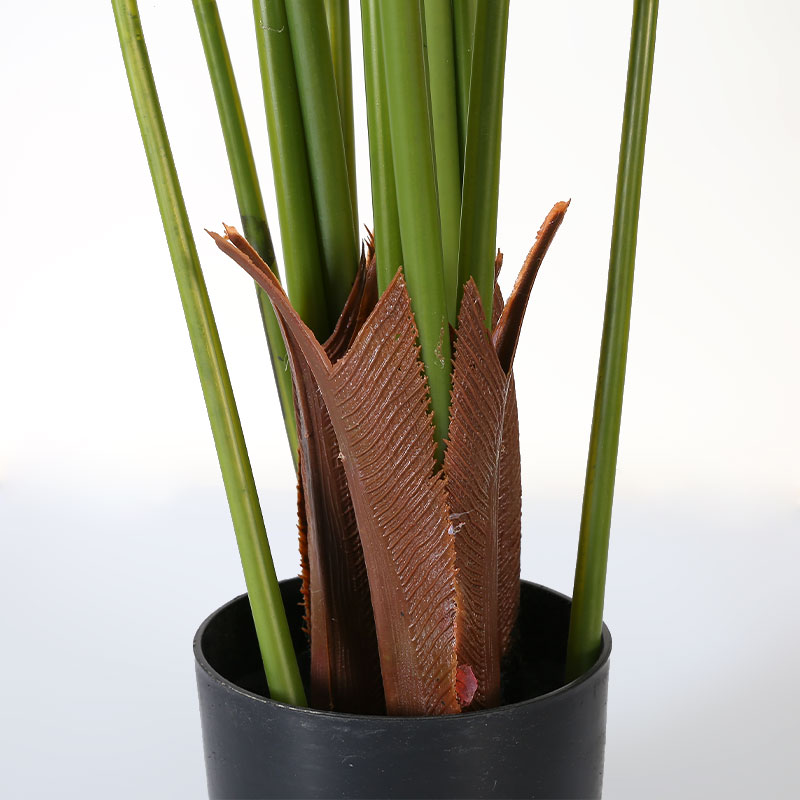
xmin=112 ymin=0 xmax=306 ymax=706
xmin=457 ymin=0 xmax=509 ymax=326
xmin=566 ymin=0 xmax=659 ymax=682
xmin=452 ymin=0 xmax=477 ymax=172
xmin=379 ymin=0 xmax=451 ymax=454
xmin=193 ymin=0 xmax=298 ymax=471
xmin=252 ymin=0 xmax=331 ymax=341
xmin=423 ymin=0 xmax=462 ymax=327
xmin=361 ymin=0 xmax=403 ymax=290
xmin=323 ymin=0 xmax=359 ymax=242
xmin=284 ymin=0 xmax=359 ymax=324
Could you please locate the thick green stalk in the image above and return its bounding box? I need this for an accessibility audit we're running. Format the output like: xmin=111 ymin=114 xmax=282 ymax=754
xmin=284 ymin=0 xmax=359 ymax=324
xmin=456 ymin=0 xmax=510 ymax=326
xmin=379 ymin=0 xmax=452 ymax=453
xmin=360 ymin=0 xmax=403 ymax=291
xmin=452 ymin=0 xmax=477 ymax=171
xmin=566 ymin=0 xmax=659 ymax=681
xmin=252 ymin=0 xmax=331 ymax=341
xmin=112 ymin=0 xmax=306 ymax=706
xmin=323 ymin=0 xmax=359 ymax=242
xmin=193 ymin=0 xmax=298 ymax=471
xmin=423 ymin=0 xmax=462 ymax=327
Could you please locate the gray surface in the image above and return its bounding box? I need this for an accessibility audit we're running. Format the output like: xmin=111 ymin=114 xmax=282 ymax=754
xmin=1 ymin=483 xmax=797 ymax=798
xmin=2 ymin=0 xmax=798 ymax=797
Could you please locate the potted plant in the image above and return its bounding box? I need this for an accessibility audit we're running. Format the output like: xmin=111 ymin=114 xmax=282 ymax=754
xmin=111 ymin=0 xmax=658 ymax=797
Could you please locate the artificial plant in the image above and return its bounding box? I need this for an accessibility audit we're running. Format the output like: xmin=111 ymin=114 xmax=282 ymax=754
xmin=112 ymin=0 xmax=658 ymax=715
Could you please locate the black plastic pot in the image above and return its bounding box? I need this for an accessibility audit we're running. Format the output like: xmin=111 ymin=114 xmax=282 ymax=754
xmin=194 ymin=578 xmax=611 ymax=799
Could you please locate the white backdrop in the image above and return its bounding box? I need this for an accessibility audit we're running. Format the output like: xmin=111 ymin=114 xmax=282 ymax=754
xmin=1 ymin=2 xmax=798 ymax=798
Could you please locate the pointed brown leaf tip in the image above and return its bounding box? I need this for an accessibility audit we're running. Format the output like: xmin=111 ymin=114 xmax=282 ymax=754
xmin=492 ymin=201 xmax=569 ymax=374
xmin=325 ymin=253 xmax=368 ymax=361
xmin=363 ymin=225 xmax=376 ymax=263
xmin=456 ymin=665 xmax=478 ymax=708
xmin=208 ymin=225 xmax=284 ymax=296
xmin=494 ymin=249 xmax=504 ymax=280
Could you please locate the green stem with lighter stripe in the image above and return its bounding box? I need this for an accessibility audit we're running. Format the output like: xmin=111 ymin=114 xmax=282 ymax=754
xmin=284 ymin=0 xmax=359 ymax=324
xmin=361 ymin=0 xmax=404 ymax=290
xmin=323 ymin=0 xmax=359 ymax=242
xmin=252 ymin=0 xmax=331 ymax=341
xmin=566 ymin=0 xmax=660 ymax=681
xmin=378 ymin=0 xmax=452 ymax=455
xmin=193 ymin=0 xmax=298 ymax=470
xmin=112 ymin=0 xmax=306 ymax=706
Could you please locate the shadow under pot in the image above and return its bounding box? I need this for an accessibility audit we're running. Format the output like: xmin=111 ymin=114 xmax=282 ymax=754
xmin=194 ymin=578 xmax=611 ymax=800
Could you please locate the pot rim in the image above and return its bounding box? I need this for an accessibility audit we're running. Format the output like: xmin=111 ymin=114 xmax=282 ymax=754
xmin=193 ymin=579 xmax=612 ymax=723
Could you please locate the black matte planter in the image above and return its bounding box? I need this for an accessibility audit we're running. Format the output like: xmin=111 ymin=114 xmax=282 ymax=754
xmin=194 ymin=578 xmax=611 ymax=799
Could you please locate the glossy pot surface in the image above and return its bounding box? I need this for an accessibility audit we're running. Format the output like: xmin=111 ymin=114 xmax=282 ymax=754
xmin=194 ymin=579 xmax=611 ymax=799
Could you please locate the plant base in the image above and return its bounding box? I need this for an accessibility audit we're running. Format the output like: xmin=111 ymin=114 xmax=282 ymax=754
xmin=194 ymin=579 xmax=611 ymax=799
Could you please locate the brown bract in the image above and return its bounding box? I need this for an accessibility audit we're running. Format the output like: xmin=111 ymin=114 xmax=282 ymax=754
xmin=445 ymin=279 xmax=513 ymax=708
xmin=209 ymin=228 xmax=459 ymax=716
xmin=213 ymin=228 xmax=384 ymax=714
xmin=208 ymin=200 xmax=568 ymax=716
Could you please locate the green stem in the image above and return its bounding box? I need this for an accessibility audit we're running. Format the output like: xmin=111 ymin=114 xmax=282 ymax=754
xmin=422 ymin=0 xmax=462 ymax=327
xmin=379 ymin=0 xmax=452 ymax=454
xmin=323 ymin=0 xmax=359 ymax=242
xmin=112 ymin=0 xmax=306 ymax=706
xmin=193 ymin=0 xmax=298 ymax=471
xmin=456 ymin=0 xmax=510 ymax=327
xmin=452 ymin=0 xmax=477 ymax=172
xmin=566 ymin=0 xmax=659 ymax=682
xmin=252 ymin=0 xmax=331 ymax=341
xmin=284 ymin=0 xmax=359 ymax=324
xmin=361 ymin=0 xmax=403 ymax=290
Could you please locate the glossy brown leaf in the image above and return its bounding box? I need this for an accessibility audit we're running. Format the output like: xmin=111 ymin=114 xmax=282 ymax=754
xmin=496 ymin=375 xmax=521 ymax=655
xmin=293 ymin=371 xmax=383 ymax=714
xmin=209 ymin=200 xmax=567 ymax=717
xmin=446 ymin=280 xmax=507 ymax=708
xmin=447 ymin=203 xmax=568 ymax=707
xmin=210 ymin=228 xmax=459 ymax=716
xmin=492 ymin=260 xmax=522 ymax=658
xmin=212 ymin=227 xmax=383 ymax=714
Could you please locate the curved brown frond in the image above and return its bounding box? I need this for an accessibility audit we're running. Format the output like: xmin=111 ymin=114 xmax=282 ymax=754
xmin=211 ymin=226 xmax=383 ymax=714
xmin=293 ymin=363 xmax=383 ymax=714
xmin=210 ymin=227 xmax=459 ymax=716
xmin=493 ymin=201 xmax=569 ymax=374
xmin=208 ymin=199 xmax=567 ymax=717
xmin=450 ymin=200 xmax=568 ymax=702
xmin=326 ymin=272 xmax=458 ymax=715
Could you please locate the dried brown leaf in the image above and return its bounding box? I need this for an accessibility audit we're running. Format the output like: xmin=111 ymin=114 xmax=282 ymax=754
xmin=213 ymin=227 xmax=382 ymax=714
xmin=446 ymin=280 xmax=507 ymax=708
xmin=494 ymin=201 xmax=569 ymax=373
xmin=448 ymin=202 xmax=568 ymax=704
xmin=210 ymin=228 xmax=459 ymax=716
xmin=208 ymin=200 xmax=567 ymax=717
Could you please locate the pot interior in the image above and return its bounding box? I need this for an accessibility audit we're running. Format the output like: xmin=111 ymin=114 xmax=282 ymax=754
xmin=199 ymin=579 xmax=600 ymax=712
